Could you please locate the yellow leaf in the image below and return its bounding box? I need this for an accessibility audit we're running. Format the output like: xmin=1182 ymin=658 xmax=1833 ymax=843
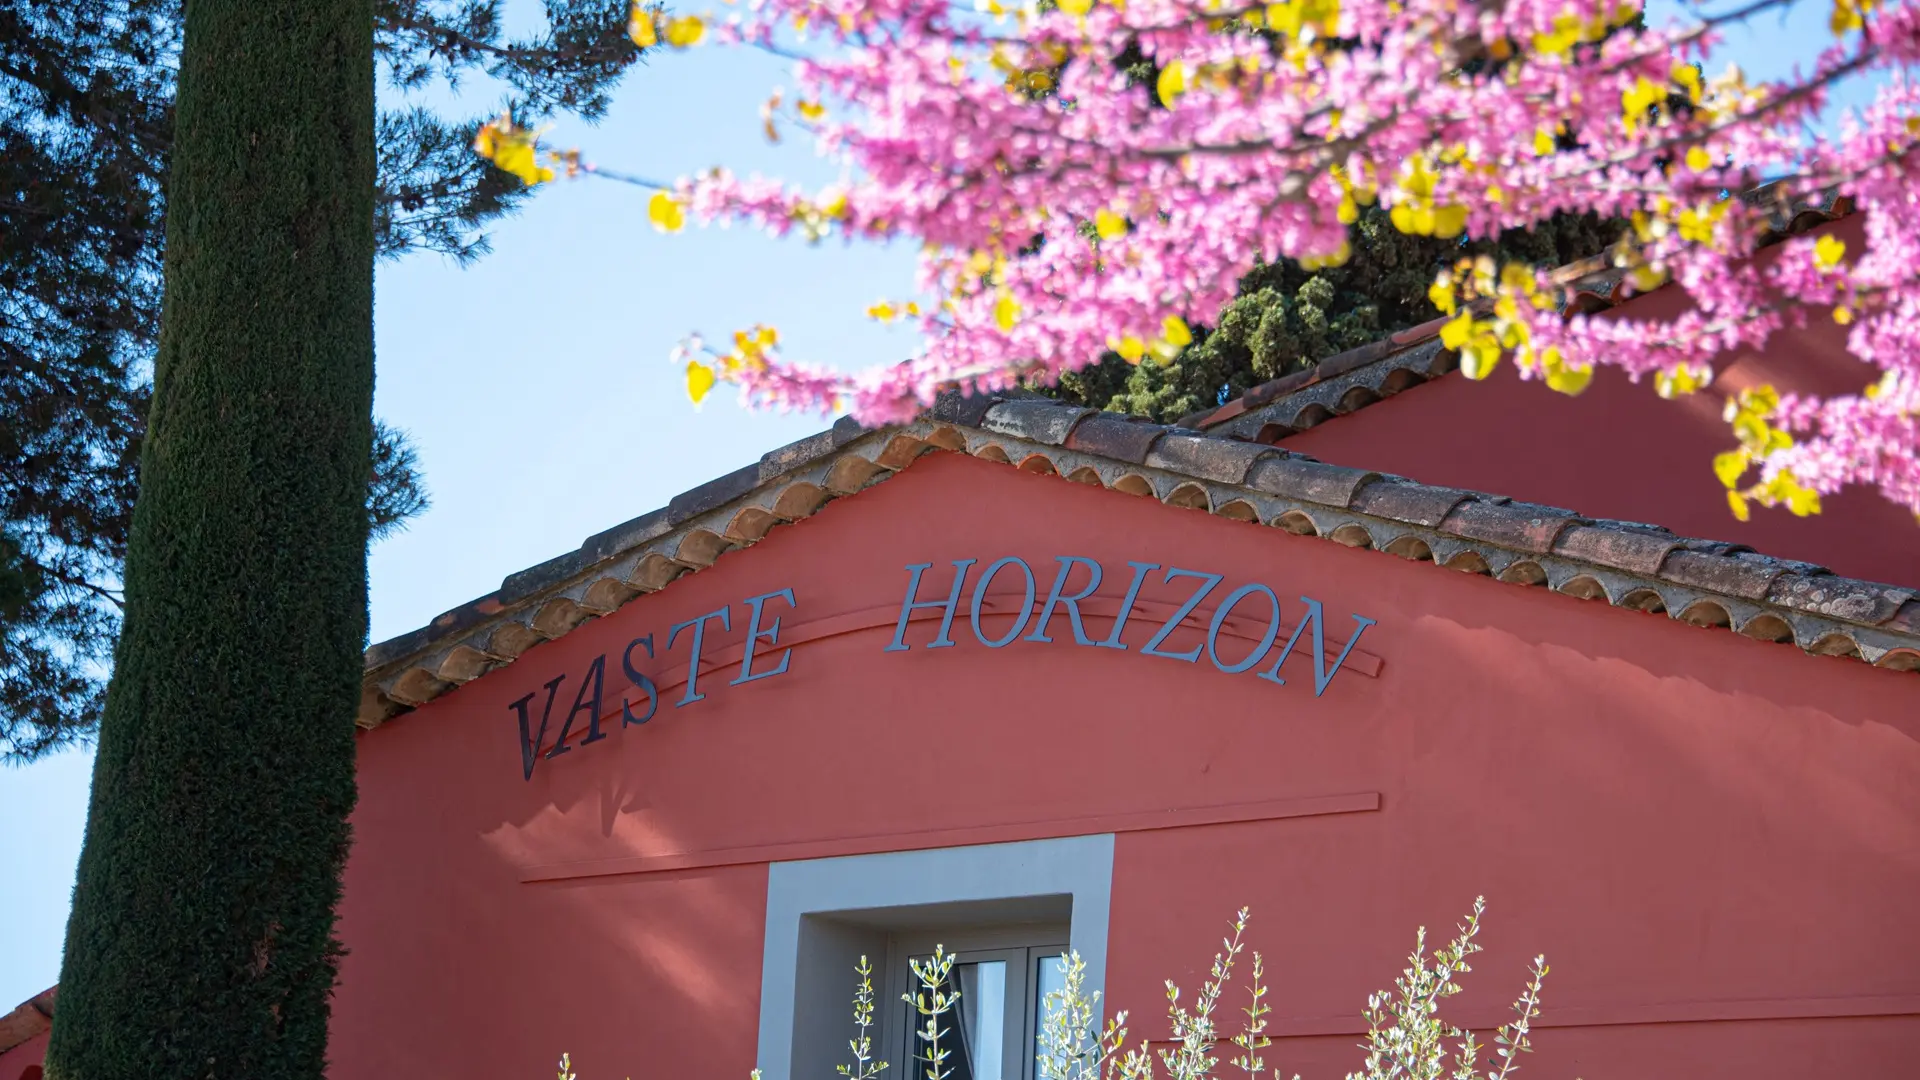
xmin=867 ymin=301 xmax=897 ymax=322
xmin=686 ymin=360 xmax=717 ymax=406
xmin=1336 ymin=192 xmax=1358 ymax=224
xmin=665 ymin=14 xmax=705 ymax=46
xmin=994 ymin=293 xmax=1020 ymax=331
xmin=1544 ymin=357 xmax=1592 ymax=396
xmin=628 ymin=3 xmax=659 ymax=46
xmin=1685 ymin=145 xmax=1712 ymax=171
xmin=1428 ymin=277 xmax=1455 ymax=315
xmin=1431 ymin=204 xmax=1468 ymax=239
xmin=1162 ymin=315 xmax=1193 ymax=348
xmin=1712 ymin=450 xmax=1748 ymax=489
xmin=1389 ymin=204 xmax=1416 ymax=234
xmin=1094 ymin=209 xmax=1128 ymax=240
xmin=1653 ymin=363 xmax=1710 ymax=398
xmin=1533 ymin=128 xmax=1555 ymax=156
xmin=797 ymin=99 xmax=826 ymax=120
xmin=1058 ymin=0 xmax=1093 ymax=13
xmin=1813 ymin=233 xmax=1846 ymax=271
xmin=1439 ymin=310 xmax=1473 ymax=350
xmin=1834 ymin=305 xmax=1853 ymax=324
xmin=1108 ymin=335 xmax=1147 ymax=364
xmin=648 ymin=191 xmax=686 ymax=233
xmin=1726 ymin=488 xmax=1750 ymax=521
xmin=1156 ymin=60 xmax=1187 ymax=105
xmin=1461 ymin=335 xmax=1501 ymax=380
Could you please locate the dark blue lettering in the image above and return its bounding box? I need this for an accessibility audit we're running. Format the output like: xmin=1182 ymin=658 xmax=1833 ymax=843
xmin=668 ymin=606 xmax=732 ymax=706
xmin=1140 ymin=568 xmax=1224 ymax=662
xmin=970 ymin=557 xmax=1037 ymax=648
xmin=621 ymin=635 xmax=659 ymax=726
xmin=885 ymin=560 xmax=977 ymax=651
xmin=1025 ymin=557 xmax=1104 ymax=645
xmin=734 ymin=588 xmax=798 ymax=685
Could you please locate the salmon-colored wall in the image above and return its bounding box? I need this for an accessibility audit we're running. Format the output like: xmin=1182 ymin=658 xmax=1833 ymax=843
xmin=0 ymin=1032 xmax=46 ymax=1080
xmin=1282 ymin=216 xmax=1920 ymax=587
xmin=333 ymin=450 xmax=1920 ymax=1079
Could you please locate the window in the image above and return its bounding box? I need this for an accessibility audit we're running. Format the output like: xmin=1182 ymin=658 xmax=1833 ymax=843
xmin=754 ymin=835 xmax=1115 ymax=1080
xmin=886 ymin=933 xmax=1069 ymax=1080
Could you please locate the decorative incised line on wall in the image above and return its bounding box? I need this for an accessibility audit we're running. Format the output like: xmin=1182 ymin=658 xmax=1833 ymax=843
xmin=516 ymin=791 xmax=1382 ymax=882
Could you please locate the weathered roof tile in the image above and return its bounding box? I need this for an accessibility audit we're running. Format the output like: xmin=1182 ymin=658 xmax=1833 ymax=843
xmin=1552 ymin=523 xmax=1679 ymax=576
xmin=1348 ymin=479 xmax=1473 ymax=526
xmin=758 ymin=417 xmax=865 ymax=478
xmin=665 ymin=463 xmax=761 ymax=524
xmin=929 ymin=389 xmax=1002 ymax=428
xmin=1243 ymin=457 xmax=1379 ymax=508
xmin=1439 ymin=500 xmax=1586 ymax=554
xmin=580 ymin=507 xmax=672 ymax=563
xmin=1145 ymin=433 xmax=1279 ymax=484
xmin=498 ymin=548 xmax=596 ymax=605
xmin=983 ymin=399 xmax=1092 ymax=446
xmin=1063 ymin=412 xmax=1169 ymax=464
xmin=1766 ymin=573 xmax=1914 ymax=626
xmin=1657 ymin=549 xmax=1789 ymax=601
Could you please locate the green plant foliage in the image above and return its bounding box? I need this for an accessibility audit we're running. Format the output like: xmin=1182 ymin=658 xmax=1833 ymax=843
xmin=572 ymin=901 xmax=1551 ymax=1080
xmin=1043 ymin=208 xmax=1623 ymax=423
xmin=43 ymin=0 xmax=376 ymax=1073
xmin=0 ymin=0 xmax=642 ymax=758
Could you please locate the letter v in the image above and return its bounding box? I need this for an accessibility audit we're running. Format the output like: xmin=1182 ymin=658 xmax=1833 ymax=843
xmin=510 ymin=674 xmax=567 ymax=781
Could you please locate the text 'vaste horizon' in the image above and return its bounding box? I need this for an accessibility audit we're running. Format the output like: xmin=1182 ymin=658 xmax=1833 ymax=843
xmin=509 ymin=554 xmax=1376 ymax=779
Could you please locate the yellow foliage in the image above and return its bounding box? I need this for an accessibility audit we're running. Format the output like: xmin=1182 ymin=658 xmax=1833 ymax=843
xmin=1685 ymin=145 xmax=1712 ymax=171
xmin=1157 ymin=61 xmax=1188 ymax=104
xmin=627 ymin=2 xmax=659 ymax=46
xmin=1653 ymin=363 xmax=1712 ymax=399
xmin=686 ymin=360 xmax=717 ymax=406
xmin=1108 ymin=334 xmax=1148 ymax=364
xmin=664 ymin=14 xmax=705 ymax=46
xmin=648 ymin=191 xmax=686 ymax=233
xmin=1093 ymin=210 xmax=1127 ymax=240
xmin=797 ymin=99 xmax=826 ymax=120
xmin=1162 ymin=315 xmax=1193 ymax=348
xmin=471 ymin=115 xmax=554 ymax=186
xmin=1813 ymin=233 xmax=1847 ymax=270
xmin=994 ymin=293 xmax=1021 ymax=331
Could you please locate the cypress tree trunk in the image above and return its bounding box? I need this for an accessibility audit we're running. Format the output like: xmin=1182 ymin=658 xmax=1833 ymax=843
xmin=45 ymin=0 xmax=374 ymax=1072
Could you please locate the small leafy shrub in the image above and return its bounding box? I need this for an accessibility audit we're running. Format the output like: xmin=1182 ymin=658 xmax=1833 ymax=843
xmin=556 ymin=898 xmax=1556 ymax=1080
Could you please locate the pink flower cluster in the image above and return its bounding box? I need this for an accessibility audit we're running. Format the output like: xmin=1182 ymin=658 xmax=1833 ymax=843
xmin=663 ymin=0 xmax=1920 ymax=515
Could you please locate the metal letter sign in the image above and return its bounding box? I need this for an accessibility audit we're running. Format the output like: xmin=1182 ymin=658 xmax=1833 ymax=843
xmin=886 ymin=555 xmax=1376 ymax=695
xmin=511 ymin=553 xmax=1377 ymax=778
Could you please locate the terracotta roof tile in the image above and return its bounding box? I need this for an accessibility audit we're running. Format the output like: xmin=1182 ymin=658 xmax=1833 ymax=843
xmin=1144 ymin=432 xmax=1281 ymax=484
xmin=358 ymin=313 xmax=1917 ymax=727
xmin=1439 ymin=499 xmax=1586 ymax=555
xmin=1062 ymin=411 xmax=1171 ymax=463
xmin=1551 ymin=523 xmax=1681 ymax=576
xmin=1348 ymin=479 xmax=1473 ymax=527
xmin=1243 ymin=457 xmax=1379 ymax=508
xmin=1766 ymin=573 xmax=1914 ymax=625
xmin=1657 ymin=549 xmax=1792 ymax=601
xmin=983 ymin=399 xmax=1093 ymax=446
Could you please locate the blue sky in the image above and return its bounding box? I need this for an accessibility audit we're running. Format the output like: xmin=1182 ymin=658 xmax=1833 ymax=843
xmin=0 ymin=0 xmax=1872 ymax=1010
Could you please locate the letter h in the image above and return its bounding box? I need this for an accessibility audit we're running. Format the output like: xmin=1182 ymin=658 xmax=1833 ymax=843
xmin=884 ymin=560 xmax=977 ymax=652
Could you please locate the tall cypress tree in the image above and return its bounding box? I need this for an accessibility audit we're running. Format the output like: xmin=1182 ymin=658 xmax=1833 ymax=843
xmin=44 ymin=0 xmax=373 ymax=1074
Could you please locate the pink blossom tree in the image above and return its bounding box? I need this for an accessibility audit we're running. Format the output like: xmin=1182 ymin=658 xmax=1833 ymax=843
xmin=479 ymin=0 xmax=1920 ymax=520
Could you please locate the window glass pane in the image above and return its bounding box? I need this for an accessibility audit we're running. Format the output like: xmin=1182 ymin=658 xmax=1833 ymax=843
xmin=907 ymin=959 xmax=1006 ymax=1080
xmin=1033 ymin=953 xmax=1069 ymax=1040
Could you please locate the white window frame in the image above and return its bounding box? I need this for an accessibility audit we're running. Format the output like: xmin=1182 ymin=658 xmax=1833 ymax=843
xmin=754 ymin=835 xmax=1115 ymax=1080
xmin=884 ymin=931 xmax=1072 ymax=1080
